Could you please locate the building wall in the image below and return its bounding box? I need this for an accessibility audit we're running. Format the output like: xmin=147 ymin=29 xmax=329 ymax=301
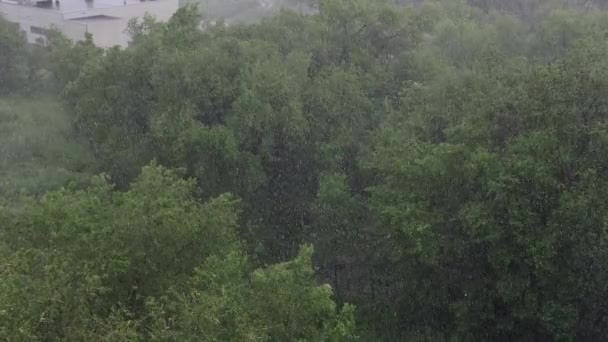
xmin=62 ymin=0 xmax=177 ymax=21
xmin=70 ymin=0 xmax=178 ymax=47
xmin=83 ymin=18 xmax=128 ymax=47
xmin=0 ymin=3 xmax=88 ymax=43
xmin=0 ymin=0 xmax=178 ymax=47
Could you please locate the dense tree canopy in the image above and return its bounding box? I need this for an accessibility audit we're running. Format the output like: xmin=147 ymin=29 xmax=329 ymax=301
xmin=3 ymin=0 xmax=608 ymax=339
xmin=0 ymin=165 xmax=354 ymax=340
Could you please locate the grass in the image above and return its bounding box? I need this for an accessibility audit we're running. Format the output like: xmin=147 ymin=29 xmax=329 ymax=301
xmin=0 ymin=97 xmax=94 ymax=198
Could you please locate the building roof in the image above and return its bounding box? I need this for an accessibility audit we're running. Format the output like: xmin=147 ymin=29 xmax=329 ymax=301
xmin=0 ymin=0 xmax=159 ymax=15
xmin=68 ymin=14 xmax=120 ymax=21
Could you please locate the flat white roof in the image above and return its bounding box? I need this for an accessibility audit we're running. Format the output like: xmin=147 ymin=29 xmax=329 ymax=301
xmin=0 ymin=0 xmax=160 ymax=14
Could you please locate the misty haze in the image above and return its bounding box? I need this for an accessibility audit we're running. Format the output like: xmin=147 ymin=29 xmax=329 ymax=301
xmin=2 ymin=0 xmax=608 ymax=340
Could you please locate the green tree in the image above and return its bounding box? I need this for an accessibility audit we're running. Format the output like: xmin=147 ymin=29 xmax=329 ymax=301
xmin=0 ymin=16 xmax=29 ymax=94
xmin=0 ymin=165 xmax=240 ymax=339
xmin=0 ymin=165 xmax=353 ymax=340
xmin=365 ymin=32 xmax=608 ymax=340
xmin=147 ymin=246 xmax=355 ymax=341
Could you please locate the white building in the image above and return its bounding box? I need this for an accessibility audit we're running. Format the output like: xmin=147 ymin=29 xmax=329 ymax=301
xmin=0 ymin=0 xmax=178 ymax=47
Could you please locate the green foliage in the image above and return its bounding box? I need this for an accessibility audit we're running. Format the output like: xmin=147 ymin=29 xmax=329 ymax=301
xmin=249 ymin=245 xmax=355 ymax=341
xmin=0 ymin=16 xmax=99 ymax=95
xmin=5 ymin=0 xmax=608 ymax=340
xmin=42 ymin=30 xmax=103 ymax=91
xmin=148 ymin=246 xmax=355 ymax=341
xmin=0 ymin=165 xmax=234 ymax=338
xmin=0 ymin=16 xmax=29 ymax=95
xmin=0 ymin=165 xmax=351 ymax=340
xmin=365 ymin=22 xmax=608 ymax=340
xmin=0 ymin=97 xmax=93 ymax=198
